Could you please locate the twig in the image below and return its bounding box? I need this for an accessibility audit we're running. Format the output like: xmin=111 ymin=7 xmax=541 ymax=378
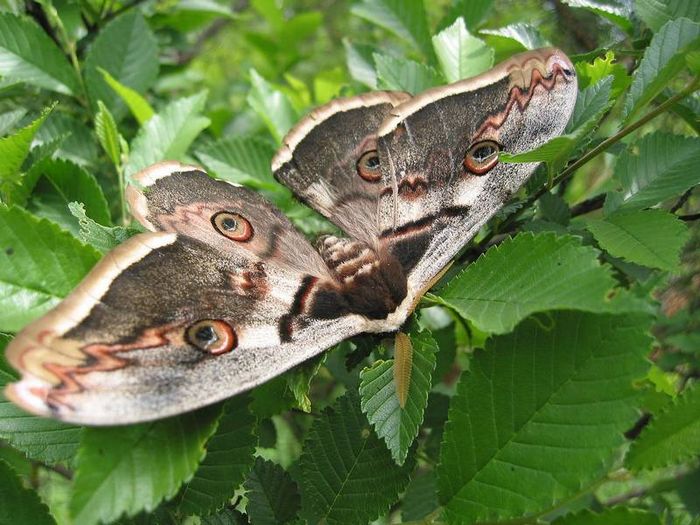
xmin=679 ymin=213 xmax=700 ymax=221
xmin=499 ymin=77 xmax=700 ymax=232
xmin=671 ymin=188 xmax=694 ymax=213
xmin=32 ymin=460 xmax=73 ymax=480
xmin=540 ymin=76 xmax=700 ymax=202
xmin=175 ymin=19 xmax=231 ymax=65
xmin=570 ymin=194 xmax=606 ymax=217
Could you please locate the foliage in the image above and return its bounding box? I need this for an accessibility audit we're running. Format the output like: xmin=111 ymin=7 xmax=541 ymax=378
xmin=0 ymin=1 xmax=698 ymax=524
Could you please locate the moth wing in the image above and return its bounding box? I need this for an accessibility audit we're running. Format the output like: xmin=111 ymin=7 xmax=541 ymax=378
xmin=271 ymin=91 xmax=410 ymax=244
xmin=375 ymin=48 xmax=578 ymax=292
xmin=5 ymin=232 xmax=366 ymax=425
xmin=126 ymin=162 xmax=333 ymax=278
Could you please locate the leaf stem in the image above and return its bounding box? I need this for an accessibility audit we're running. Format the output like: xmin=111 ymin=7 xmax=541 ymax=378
xmin=540 ymin=76 xmax=700 ymax=201
xmin=495 ymin=76 xmax=700 ymax=236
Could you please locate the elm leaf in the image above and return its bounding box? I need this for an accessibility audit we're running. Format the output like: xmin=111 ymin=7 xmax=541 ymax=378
xmin=70 ymin=405 xmax=221 ymax=525
xmin=99 ymin=69 xmax=155 ymax=125
xmin=0 ymin=13 xmax=80 ymax=95
xmin=178 ymin=396 xmax=257 ymax=516
xmin=247 ymin=70 xmax=297 ymax=144
xmin=0 ymin=105 xmax=53 ymax=202
xmin=586 ymin=209 xmax=689 ymax=271
xmin=0 ymin=206 xmax=100 ymax=332
xmin=95 ymin=101 xmax=122 ymax=168
xmin=438 ymin=312 xmax=651 ymax=523
xmin=351 ymin=0 xmax=433 ymax=59
xmin=359 ymin=323 xmax=437 ymax=465
xmin=0 ymin=460 xmax=56 ymax=525
xmin=299 ymin=393 xmax=413 ymax=524
xmin=622 ymin=17 xmax=700 ymax=122
xmin=124 ymin=91 xmax=210 ymax=180
xmin=435 ymin=232 xmax=644 ymax=335
xmin=244 ymin=457 xmax=300 ymax=525
xmin=605 ymin=132 xmax=700 ymax=212
xmin=432 ymin=18 xmax=494 ymax=82
xmin=626 ymin=384 xmax=700 ymax=470
xmin=195 ymin=136 xmax=278 ymax=190
xmin=374 ymin=53 xmax=442 ymax=94
xmin=83 ymin=11 xmax=158 ymax=119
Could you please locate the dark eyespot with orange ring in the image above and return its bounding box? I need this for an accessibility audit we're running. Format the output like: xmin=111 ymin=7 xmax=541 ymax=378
xmin=464 ymin=140 xmax=500 ymax=175
xmin=356 ymin=150 xmax=381 ymax=182
xmin=212 ymin=211 xmax=253 ymax=241
xmin=186 ymin=320 xmax=237 ymax=355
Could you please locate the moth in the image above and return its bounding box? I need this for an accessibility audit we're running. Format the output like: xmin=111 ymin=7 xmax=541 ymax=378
xmin=5 ymin=48 xmax=577 ymax=425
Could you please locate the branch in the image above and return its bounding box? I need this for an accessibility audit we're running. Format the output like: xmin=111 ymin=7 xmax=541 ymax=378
xmin=671 ymin=188 xmax=694 ymax=213
xmin=542 ymin=76 xmax=700 ymax=202
xmin=498 ymin=77 xmax=700 ymax=233
xmin=570 ymin=194 xmax=606 ymax=217
xmin=679 ymin=212 xmax=700 ymax=221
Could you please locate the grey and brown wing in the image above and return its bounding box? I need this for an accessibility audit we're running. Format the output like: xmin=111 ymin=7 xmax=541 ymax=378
xmin=5 ymin=232 xmax=366 ymax=425
xmin=271 ymin=91 xmax=410 ymax=244
xmin=126 ymin=161 xmax=333 ymax=278
xmin=375 ymin=48 xmax=578 ymax=292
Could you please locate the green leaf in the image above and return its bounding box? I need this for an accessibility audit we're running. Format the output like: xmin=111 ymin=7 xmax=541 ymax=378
xmin=359 ymin=323 xmax=437 ymax=465
xmin=0 ymin=350 xmax=81 ymax=464
xmin=247 ymin=70 xmax=297 ymax=144
xmin=0 ymin=206 xmax=100 ymax=332
xmin=299 ymin=393 xmax=413 ymax=524
xmin=70 ymin=405 xmax=221 ymax=525
xmin=622 ymin=18 xmax=700 ymax=122
xmin=286 ymin=355 xmax=326 ymax=413
xmin=28 ymin=158 xmax=112 ymax=232
xmin=538 ymin=192 xmax=570 ymax=225
xmin=178 ymin=396 xmax=257 ymax=516
xmin=0 ymin=108 xmax=27 ymax=136
xmin=433 ymin=18 xmax=494 ymax=83
xmin=635 ymin=0 xmax=700 ymax=32
xmin=95 ymin=101 xmax=122 ymax=168
xmin=626 ymin=385 xmax=700 ymax=470
xmin=68 ymin=202 xmax=135 ymax=253
xmin=0 ymin=13 xmax=80 ymax=95
xmin=0 ymin=460 xmax=56 ymax=525
xmin=0 ymin=105 xmax=53 ymax=201
xmin=575 ymin=51 xmax=630 ymax=99
xmin=99 ymin=68 xmax=155 ymax=125
xmin=481 ymin=23 xmax=546 ymax=51
xmin=435 ymin=232 xmax=641 ymax=334
xmin=553 ymin=507 xmax=662 ymax=525
xmin=351 ymin=0 xmax=434 ymax=59
xmin=438 ymin=312 xmax=651 ymax=523
xmin=200 ymin=508 xmax=246 ymax=525
xmin=586 ymin=209 xmax=689 ymax=271
xmin=440 ymin=0 xmax=494 ymax=31
xmin=374 ymin=53 xmax=442 ymax=94
xmin=244 ymin=457 xmax=301 ymax=525
xmin=606 ymin=132 xmax=700 ymax=211
xmin=343 ymin=39 xmax=378 ymax=89
xmin=83 ymin=10 xmax=158 ymax=119
xmin=561 ymin=0 xmax=633 ymax=32
xmin=195 ymin=136 xmax=278 ymax=191
xmin=402 ymin=470 xmax=439 ymax=522
xmin=566 ymin=75 xmax=614 ymax=132
xmin=35 ymin=112 xmax=99 ymax=168
xmin=124 ymin=91 xmax=210 ymax=180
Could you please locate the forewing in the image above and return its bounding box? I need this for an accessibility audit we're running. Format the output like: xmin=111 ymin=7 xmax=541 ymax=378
xmin=376 ymin=48 xmax=578 ymax=292
xmin=5 ymin=233 xmax=366 ymax=425
xmin=272 ymin=92 xmax=410 ymax=244
xmin=126 ymin=162 xmax=332 ymax=278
